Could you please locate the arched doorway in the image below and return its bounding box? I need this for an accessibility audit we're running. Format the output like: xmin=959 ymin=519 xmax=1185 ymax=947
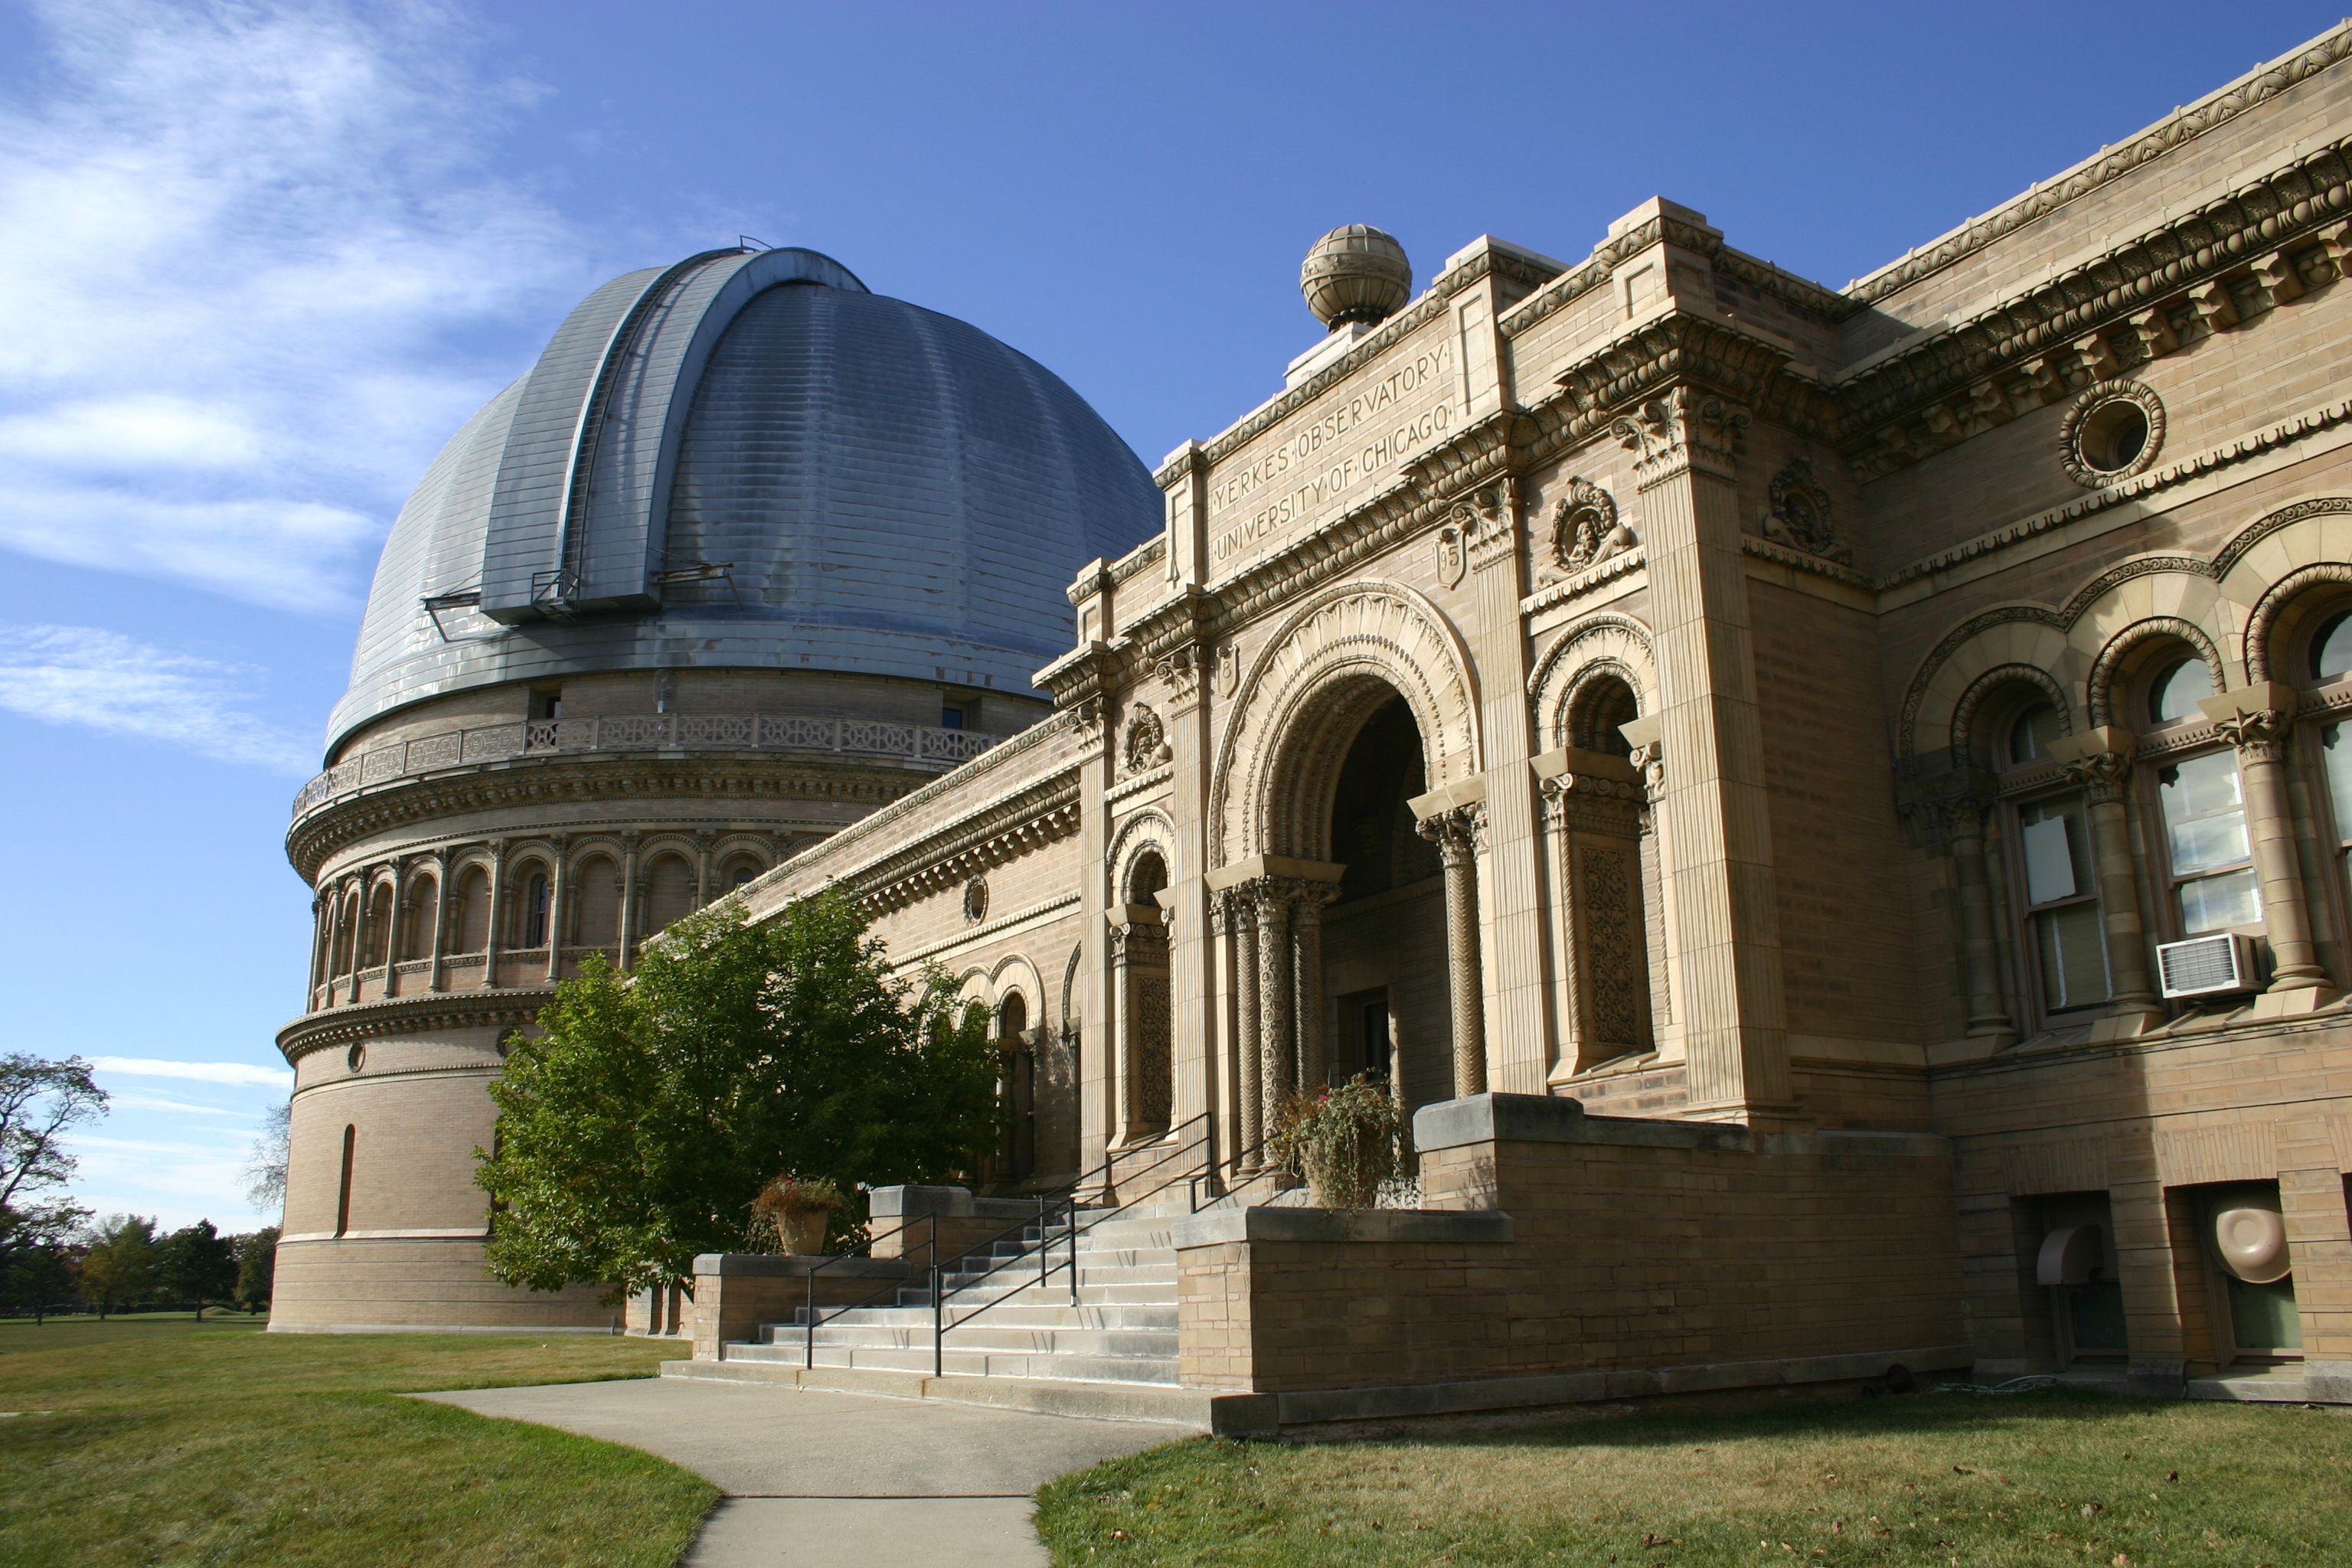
xmin=1321 ymin=696 xmax=1451 ymax=1111
xmin=1549 ymin=672 xmax=1657 ymax=1070
xmin=997 ymin=991 xmax=1036 ymax=1184
xmin=1114 ymin=848 xmax=1172 ymax=1144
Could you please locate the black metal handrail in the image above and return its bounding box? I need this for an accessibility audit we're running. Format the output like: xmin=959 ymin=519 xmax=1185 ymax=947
xmin=800 ymin=1208 xmax=936 ymax=1370
xmin=929 ymin=1112 xmax=1223 ymax=1372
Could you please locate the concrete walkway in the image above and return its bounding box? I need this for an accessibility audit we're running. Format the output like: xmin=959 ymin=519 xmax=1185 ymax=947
xmin=421 ymin=1377 xmax=1177 ymax=1566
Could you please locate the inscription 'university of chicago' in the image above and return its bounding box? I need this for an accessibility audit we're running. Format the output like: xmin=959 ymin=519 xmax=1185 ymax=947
xmin=1209 ymin=338 xmax=1458 ymax=570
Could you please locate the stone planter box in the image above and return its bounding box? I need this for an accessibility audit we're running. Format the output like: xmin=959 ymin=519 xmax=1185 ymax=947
xmin=688 ymin=1252 xmax=910 ymax=1361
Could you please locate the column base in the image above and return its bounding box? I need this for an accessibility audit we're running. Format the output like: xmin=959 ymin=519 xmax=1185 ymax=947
xmin=2088 ymin=1004 xmax=2166 ymax=1042
xmin=2250 ymin=982 xmax=2339 ymax=1018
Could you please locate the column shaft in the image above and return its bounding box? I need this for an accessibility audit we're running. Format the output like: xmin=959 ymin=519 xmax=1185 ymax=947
xmin=426 ymin=858 xmax=448 ymax=994
xmin=1292 ymin=890 xmax=1326 ymax=1094
xmin=482 ymin=844 xmax=506 ymax=990
xmin=1233 ymin=893 xmax=1263 ymax=1168
xmin=1431 ymin=813 xmax=1488 ymax=1099
xmin=1947 ymin=802 xmax=2017 ymax=1043
xmin=2235 ymin=730 xmax=2327 ymax=989
xmin=1255 ymin=886 xmax=1292 ymax=1135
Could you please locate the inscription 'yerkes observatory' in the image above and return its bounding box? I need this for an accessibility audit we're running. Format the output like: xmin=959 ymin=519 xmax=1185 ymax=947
xmin=1209 ymin=335 xmax=1459 ymax=570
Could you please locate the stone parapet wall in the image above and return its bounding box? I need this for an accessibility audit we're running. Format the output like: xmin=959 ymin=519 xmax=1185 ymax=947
xmin=688 ymin=1252 xmax=913 ymax=1361
xmin=1173 ymin=1094 xmax=1965 ymax=1399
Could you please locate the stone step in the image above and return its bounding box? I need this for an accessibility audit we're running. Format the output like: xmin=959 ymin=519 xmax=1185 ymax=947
xmin=892 ymin=1278 xmax=1174 ymax=1309
xmin=777 ymin=1301 xmax=1176 ymax=1333
xmin=720 ymin=1339 xmax=1179 ymax=1386
xmin=661 ymin=1358 xmax=1253 ymax=1431
xmin=760 ymin=1321 xmax=1179 ymax=1358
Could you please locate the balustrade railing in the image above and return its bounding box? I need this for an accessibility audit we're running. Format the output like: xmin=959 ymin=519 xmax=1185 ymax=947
xmin=293 ymin=713 xmax=999 ymax=821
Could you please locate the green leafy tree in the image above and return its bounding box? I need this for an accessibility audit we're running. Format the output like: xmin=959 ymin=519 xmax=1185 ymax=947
xmin=234 ymin=1227 xmax=279 ymax=1313
xmin=0 ymin=1054 xmax=108 ymax=1261
xmin=80 ymin=1214 xmax=161 ymax=1318
xmin=477 ymin=894 xmax=997 ymax=1301
xmin=2 ymin=1238 xmax=74 ymax=1322
xmin=158 ymin=1220 xmax=240 ymax=1318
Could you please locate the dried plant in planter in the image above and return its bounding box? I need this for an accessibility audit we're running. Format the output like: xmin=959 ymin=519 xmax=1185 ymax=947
xmin=1266 ymin=1076 xmax=1401 ymax=1210
xmin=750 ymin=1174 xmax=846 ymax=1255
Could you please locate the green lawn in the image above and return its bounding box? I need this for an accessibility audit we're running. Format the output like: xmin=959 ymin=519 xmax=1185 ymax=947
xmin=0 ymin=1314 xmax=714 ymax=1567
xmin=1037 ymin=1387 xmax=2352 ymax=1566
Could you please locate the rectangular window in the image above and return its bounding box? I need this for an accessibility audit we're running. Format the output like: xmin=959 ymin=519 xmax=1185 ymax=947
xmin=2015 ymin=796 xmax=2108 ymax=1011
xmin=2322 ymin=724 xmax=2352 ymax=891
xmin=2157 ymin=751 xmax=2260 ymax=933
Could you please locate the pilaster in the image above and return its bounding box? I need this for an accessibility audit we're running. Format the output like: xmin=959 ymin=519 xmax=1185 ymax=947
xmin=1612 ymin=387 xmax=1791 ymax=1120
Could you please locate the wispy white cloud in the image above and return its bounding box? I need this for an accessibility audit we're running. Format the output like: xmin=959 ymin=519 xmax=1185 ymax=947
xmin=0 ymin=626 xmax=315 ymax=773
xmin=90 ymin=1055 xmax=293 ymax=1089
xmin=0 ymin=1 xmax=596 ymax=610
xmin=109 ymin=1095 xmax=256 ymax=1119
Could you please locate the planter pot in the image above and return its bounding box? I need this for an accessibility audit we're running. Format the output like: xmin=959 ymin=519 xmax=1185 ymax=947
xmin=1305 ymin=1138 xmax=1387 ymax=1210
xmin=780 ymin=1209 xmax=832 ymax=1256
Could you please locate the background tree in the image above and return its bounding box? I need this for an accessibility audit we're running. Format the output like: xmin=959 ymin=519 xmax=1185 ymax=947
xmin=79 ymin=1214 xmax=160 ymax=1318
xmin=0 ymin=1053 xmax=107 ymax=1253
xmin=477 ymin=893 xmax=997 ymax=1301
xmin=158 ymin=1220 xmax=239 ymax=1318
xmin=234 ymin=1227 xmax=279 ymax=1313
xmin=243 ymin=1101 xmax=289 ymax=1214
xmin=2 ymin=1236 xmax=75 ymax=1323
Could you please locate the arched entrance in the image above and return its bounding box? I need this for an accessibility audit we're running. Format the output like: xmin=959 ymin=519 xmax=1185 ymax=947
xmin=996 ymin=992 xmax=1036 ymax=1183
xmin=1112 ymin=848 xmax=1172 ymax=1145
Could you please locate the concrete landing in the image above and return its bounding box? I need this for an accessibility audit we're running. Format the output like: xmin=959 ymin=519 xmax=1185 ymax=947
xmin=419 ymin=1375 xmax=1174 ymax=1566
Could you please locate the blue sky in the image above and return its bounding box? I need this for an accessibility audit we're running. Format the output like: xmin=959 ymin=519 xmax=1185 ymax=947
xmin=2 ymin=0 xmax=2341 ymax=1234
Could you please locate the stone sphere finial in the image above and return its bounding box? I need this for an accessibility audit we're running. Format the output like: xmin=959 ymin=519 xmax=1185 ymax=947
xmin=1299 ymin=224 xmax=1411 ymax=331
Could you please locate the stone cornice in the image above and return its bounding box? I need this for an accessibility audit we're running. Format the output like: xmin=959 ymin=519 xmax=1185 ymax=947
xmin=1874 ymin=395 xmax=2352 ymax=592
xmin=890 ymin=891 xmax=1084 ymax=967
xmin=276 ymin=987 xmax=554 ymax=1061
xmin=285 ymin=752 xmax=920 ymax=883
xmin=1834 ymin=136 xmax=2352 ymax=463
xmin=1845 ymin=23 xmax=2352 ymax=305
xmin=746 ymin=714 xmax=1083 ymax=900
xmin=1503 ymin=214 xmax=1853 ymax=341
xmin=853 ymin=776 xmax=1083 ymax=915
xmin=1743 ymin=535 xmax=1870 ymax=590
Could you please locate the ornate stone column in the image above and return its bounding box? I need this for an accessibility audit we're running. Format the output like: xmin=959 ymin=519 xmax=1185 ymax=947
xmin=2050 ymin=730 xmax=2162 ymax=1027
xmin=387 ymin=864 xmax=411 ymax=998
xmin=1229 ymin=888 xmax=1263 ymax=1169
xmin=481 ymin=839 xmax=508 ymax=990
xmin=693 ymin=831 xmax=714 ymax=910
xmin=1254 ymin=881 xmax=1294 ymax=1134
xmin=544 ymin=836 xmax=570 ymax=985
xmin=1109 ymin=907 xmax=1171 ymax=1146
xmin=425 ymin=854 xmax=449 ymax=994
xmin=1418 ymin=805 xmax=1488 ymax=1099
xmin=1943 ymin=795 xmax=2017 ymax=1047
xmin=1289 ymin=881 xmax=1334 ymax=1094
xmin=616 ymin=831 xmax=642 ymax=969
xmin=2203 ymin=685 xmax=2334 ymax=998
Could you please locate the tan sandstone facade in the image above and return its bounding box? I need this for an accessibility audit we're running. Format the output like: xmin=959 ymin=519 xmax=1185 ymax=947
xmin=726 ymin=29 xmax=2352 ymax=1406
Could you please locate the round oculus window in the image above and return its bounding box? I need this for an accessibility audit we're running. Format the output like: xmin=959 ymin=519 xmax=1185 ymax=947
xmin=2060 ymin=381 xmax=2164 ymax=488
xmin=346 ymin=1044 xmax=366 ymax=1073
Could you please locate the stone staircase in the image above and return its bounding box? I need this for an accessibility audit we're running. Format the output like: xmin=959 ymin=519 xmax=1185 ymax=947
xmin=722 ymin=1209 xmax=1184 ymax=1387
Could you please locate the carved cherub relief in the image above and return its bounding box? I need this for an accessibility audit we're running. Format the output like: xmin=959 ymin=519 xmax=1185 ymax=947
xmin=1761 ymin=457 xmax=1851 ymax=564
xmin=1551 ymin=478 xmax=1638 ymax=573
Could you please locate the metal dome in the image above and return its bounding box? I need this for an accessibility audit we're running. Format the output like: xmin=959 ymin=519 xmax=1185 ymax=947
xmin=328 ymin=246 xmax=1160 ymax=755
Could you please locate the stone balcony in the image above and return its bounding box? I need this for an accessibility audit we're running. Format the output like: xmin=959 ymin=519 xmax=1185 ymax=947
xmin=292 ymin=712 xmax=1001 ymax=825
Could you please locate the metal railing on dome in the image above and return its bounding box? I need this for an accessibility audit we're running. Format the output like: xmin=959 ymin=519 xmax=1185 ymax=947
xmin=291 ymin=713 xmax=999 ymax=822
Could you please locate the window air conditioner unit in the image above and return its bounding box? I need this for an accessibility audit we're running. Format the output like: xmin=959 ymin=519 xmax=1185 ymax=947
xmin=2155 ymin=932 xmax=2259 ymax=998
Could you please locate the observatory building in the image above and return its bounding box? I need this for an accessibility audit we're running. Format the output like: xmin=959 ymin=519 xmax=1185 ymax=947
xmin=284 ymin=24 xmax=2352 ymax=1424
xmin=273 ymin=247 xmax=1158 ymax=1328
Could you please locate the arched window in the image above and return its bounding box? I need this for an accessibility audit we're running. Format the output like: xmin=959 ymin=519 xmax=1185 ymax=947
xmin=2007 ymin=701 xmax=2063 ymax=767
xmin=570 ymin=855 xmax=622 ymax=954
xmin=335 ymin=1124 xmax=356 ymax=1238
xmin=723 ymin=854 xmax=765 ymax=891
xmin=452 ymin=866 xmax=492 ymax=952
xmin=366 ymin=884 xmax=394 ymax=968
xmin=400 ymin=876 xmax=438 ymax=962
xmin=1566 ymin=675 xmax=1640 ymax=760
xmin=2014 ymin=795 xmax=2107 ymax=1011
xmin=642 ymin=854 xmax=696 ymax=934
xmin=521 ymin=871 xmax=550 ymax=949
xmin=2312 ymin=610 xmax=2352 ymax=683
xmin=2148 ymin=656 xmax=2214 ymax=726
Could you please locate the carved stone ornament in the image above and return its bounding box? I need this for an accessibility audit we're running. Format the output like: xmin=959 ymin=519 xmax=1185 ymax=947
xmin=1434 ymin=524 xmax=1467 ymax=589
xmin=1610 ymin=388 xmax=1749 ymax=482
xmin=2059 ymin=380 xmax=2165 ymax=489
xmin=1122 ymin=704 xmax=1171 ymax=775
xmin=962 ymin=875 xmax=990 ymax=926
xmin=1552 ymin=477 xmax=1637 ymax=573
xmin=2060 ymin=748 xmax=2135 ymax=804
xmin=1760 ymin=457 xmax=1850 ymax=564
xmin=2212 ymin=706 xmax=2289 ymax=762
xmin=1214 ymin=642 xmax=1240 ymax=697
